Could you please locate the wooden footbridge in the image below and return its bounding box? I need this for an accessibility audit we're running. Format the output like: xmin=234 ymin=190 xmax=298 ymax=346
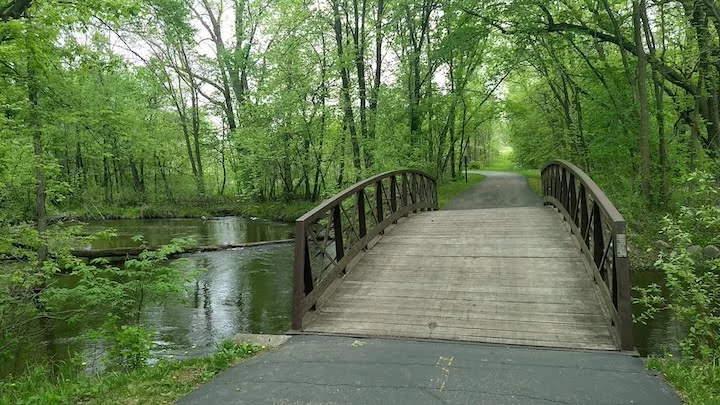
xmin=291 ymin=161 xmax=633 ymax=351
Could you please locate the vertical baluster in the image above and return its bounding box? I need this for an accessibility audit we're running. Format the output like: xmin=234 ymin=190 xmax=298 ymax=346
xmin=376 ymin=180 xmax=384 ymax=223
xmin=560 ymin=167 xmax=568 ymax=209
xmin=357 ymin=190 xmax=367 ymax=238
xmin=569 ymin=173 xmax=577 ymax=223
xmin=401 ymin=173 xmax=408 ymax=212
xmin=579 ymin=185 xmax=589 ymax=244
xmin=593 ymin=202 xmax=605 ymax=272
xmin=332 ymin=205 xmax=344 ymax=263
xmin=390 ymin=176 xmax=397 ymax=212
xmin=411 ymin=173 xmax=418 ymax=213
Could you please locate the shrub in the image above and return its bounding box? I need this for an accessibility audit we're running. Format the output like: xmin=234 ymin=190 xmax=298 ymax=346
xmin=634 ymin=171 xmax=720 ymax=360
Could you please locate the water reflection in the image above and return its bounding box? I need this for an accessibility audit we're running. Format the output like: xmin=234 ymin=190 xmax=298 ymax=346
xmin=632 ymin=270 xmax=680 ymax=357
xmin=82 ymin=216 xmax=294 ymax=249
xmin=143 ymin=245 xmax=294 ymax=351
xmin=3 ymin=217 xmax=295 ymax=377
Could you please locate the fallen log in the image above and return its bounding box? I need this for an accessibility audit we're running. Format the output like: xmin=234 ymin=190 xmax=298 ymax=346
xmin=71 ymin=238 xmax=295 ymax=260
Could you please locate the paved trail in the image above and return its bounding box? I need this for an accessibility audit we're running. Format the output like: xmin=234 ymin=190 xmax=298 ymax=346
xmin=178 ymin=335 xmax=680 ymax=405
xmin=443 ymin=171 xmax=541 ymax=210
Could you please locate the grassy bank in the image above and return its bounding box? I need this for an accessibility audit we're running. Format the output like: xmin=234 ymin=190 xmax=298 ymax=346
xmin=1 ymin=340 xmax=261 ymax=405
xmin=647 ymin=357 xmax=720 ymax=404
xmin=53 ymin=199 xmax=316 ymax=224
xmin=53 ymin=175 xmax=487 ymax=223
xmin=437 ymin=173 xmax=486 ymax=208
xmin=470 ymin=154 xmax=542 ymax=197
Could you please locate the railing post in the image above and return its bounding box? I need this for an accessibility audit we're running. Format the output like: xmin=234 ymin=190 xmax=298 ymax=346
xmin=357 ymin=190 xmax=367 ymax=238
xmin=332 ymin=205 xmax=344 ymax=263
xmin=292 ymin=221 xmax=311 ymax=330
xmin=613 ymin=221 xmax=633 ymax=351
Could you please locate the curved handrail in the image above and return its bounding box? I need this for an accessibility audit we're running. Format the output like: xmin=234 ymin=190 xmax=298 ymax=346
xmin=292 ymin=170 xmax=438 ymax=330
xmin=541 ymin=160 xmax=633 ymax=351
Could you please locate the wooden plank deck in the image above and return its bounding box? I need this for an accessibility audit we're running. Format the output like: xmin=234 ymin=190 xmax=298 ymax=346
xmin=303 ymin=206 xmax=617 ymax=351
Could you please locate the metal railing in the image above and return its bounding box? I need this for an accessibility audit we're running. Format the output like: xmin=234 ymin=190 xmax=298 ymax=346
xmin=292 ymin=170 xmax=438 ymax=330
xmin=542 ymin=160 xmax=633 ymax=351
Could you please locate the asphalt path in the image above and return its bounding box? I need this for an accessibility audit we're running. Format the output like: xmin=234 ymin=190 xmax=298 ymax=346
xmin=443 ymin=171 xmax=542 ymax=210
xmin=178 ymin=335 xmax=680 ymax=405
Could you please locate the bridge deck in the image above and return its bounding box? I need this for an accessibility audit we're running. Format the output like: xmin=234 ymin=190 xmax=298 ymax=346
xmin=303 ymin=206 xmax=616 ymax=350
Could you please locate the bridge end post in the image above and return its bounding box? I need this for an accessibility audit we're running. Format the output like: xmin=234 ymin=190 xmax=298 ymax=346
xmin=614 ymin=222 xmax=634 ymax=351
xmin=292 ymin=220 xmax=308 ymax=330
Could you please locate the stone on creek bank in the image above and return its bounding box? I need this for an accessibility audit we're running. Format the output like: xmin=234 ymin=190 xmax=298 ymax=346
xmin=233 ymin=334 xmax=291 ymax=349
xmin=703 ymin=245 xmax=720 ymax=259
xmin=688 ymin=245 xmax=703 ymax=256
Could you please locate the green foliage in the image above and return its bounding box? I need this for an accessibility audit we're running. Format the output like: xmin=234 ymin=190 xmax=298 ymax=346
xmin=1 ymin=221 xmax=202 ymax=378
xmin=104 ymin=324 xmax=153 ymax=372
xmin=46 ymin=236 xmax=200 ymax=326
xmin=209 ymin=339 xmax=261 ymax=373
xmin=634 ymin=172 xmax=720 ymax=360
xmin=647 ymin=357 xmax=720 ymax=405
xmin=0 ymin=340 xmax=261 ymax=405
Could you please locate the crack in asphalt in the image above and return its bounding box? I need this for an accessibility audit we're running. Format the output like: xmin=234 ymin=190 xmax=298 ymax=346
xmin=226 ymin=379 xmax=634 ymax=405
xmin=245 ymin=358 xmax=651 ymax=376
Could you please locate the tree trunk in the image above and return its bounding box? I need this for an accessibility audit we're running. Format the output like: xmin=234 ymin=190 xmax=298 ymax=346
xmin=331 ymin=0 xmax=362 ymax=176
xmin=633 ymin=0 xmax=652 ymax=201
xmin=28 ymin=50 xmax=47 ymax=263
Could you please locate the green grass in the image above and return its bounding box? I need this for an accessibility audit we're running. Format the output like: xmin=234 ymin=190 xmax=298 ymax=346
xmin=437 ymin=173 xmax=487 ymax=208
xmin=647 ymin=357 xmax=720 ymax=404
xmin=470 ymin=152 xmax=542 ymax=197
xmin=0 ymin=340 xmax=261 ymax=405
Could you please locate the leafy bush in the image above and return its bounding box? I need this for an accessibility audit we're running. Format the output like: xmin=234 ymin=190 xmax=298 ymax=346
xmin=210 ymin=339 xmax=260 ymax=373
xmin=634 ymin=171 xmax=720 ymax=360
xmin=105 ymin=324 xmax=153 ymax=371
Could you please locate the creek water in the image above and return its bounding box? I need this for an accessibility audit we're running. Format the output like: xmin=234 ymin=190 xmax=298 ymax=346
xmin=6 ymin=216 xmax=673 ymax=377
xmin=4 ymin=217 xmax=295 ymax=376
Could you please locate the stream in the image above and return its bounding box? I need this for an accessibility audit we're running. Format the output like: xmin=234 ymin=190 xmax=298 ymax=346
xmin=4 ymin=217 xmax=295 ymax=376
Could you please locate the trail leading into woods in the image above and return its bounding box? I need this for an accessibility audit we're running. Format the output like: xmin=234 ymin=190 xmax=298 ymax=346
xmin=443 ymin=170 xmax=542 ymax=209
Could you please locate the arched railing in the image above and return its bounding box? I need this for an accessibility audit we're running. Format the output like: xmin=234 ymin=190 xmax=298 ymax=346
xmin=542 ymin=160 xmax=633 ymax=351
xmin=292 ymin=170 xmax=438 ymax=330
